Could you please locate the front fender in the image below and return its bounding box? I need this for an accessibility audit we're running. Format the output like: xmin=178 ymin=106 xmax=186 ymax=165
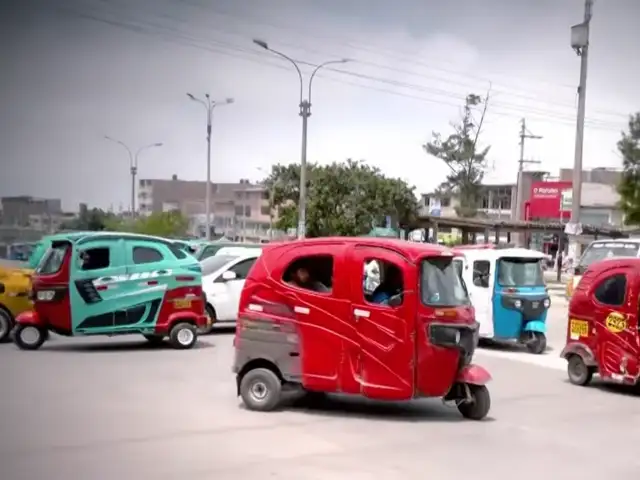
xmin=523 ymin=320 xmax=546 ymax=333
xmin=15 ymin=310 xmax=44 ymax=327
xmin=167 ymin=312 xmax=208 ymax=328
xmin=560 ymin=342 xmax=597 ymax=367
xmin=457 ymin=364 xmax=492 ymax=385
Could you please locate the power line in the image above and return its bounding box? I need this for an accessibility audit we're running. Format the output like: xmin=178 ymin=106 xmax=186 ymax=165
xmin=50 ymin=2 xmax=626 ymax=132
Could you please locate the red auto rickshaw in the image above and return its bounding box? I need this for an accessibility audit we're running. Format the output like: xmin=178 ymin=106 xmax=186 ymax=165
xmin=232 ymin=237 xmax=492 ymax=420
xmin=561 ymin=257 xmax=640 ymax=387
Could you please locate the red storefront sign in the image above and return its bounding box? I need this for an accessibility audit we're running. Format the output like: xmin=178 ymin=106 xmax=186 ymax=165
xmin=526 ymin=181 xmax=572 ymax=220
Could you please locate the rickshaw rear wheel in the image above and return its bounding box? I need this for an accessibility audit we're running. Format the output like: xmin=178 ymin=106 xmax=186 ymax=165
xmin=240 ymin=368 xmax=282 ymax=412
xmin=457 ymin=384 xmax=491 ymax=420
xmin=567 ymin=354 xmax=593 ymax=386
xmin=0 ymin=307 xmax=14 ymax=343
xmin=168 ymin=322 xmax=198 ymax=349
xmin=13 ymin=324 xmax=47 ymax=351
xmin=526 ymin=332 xmax=547 ymax=355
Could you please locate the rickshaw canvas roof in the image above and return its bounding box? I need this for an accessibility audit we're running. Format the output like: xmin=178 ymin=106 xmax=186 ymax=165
xmin=459 ymin=247 xmax=546 ymax=263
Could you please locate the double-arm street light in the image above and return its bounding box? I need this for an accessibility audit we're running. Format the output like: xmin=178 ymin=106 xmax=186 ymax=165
xmin=253 ymin=39 xmax=349 ymax=239
xmin=104 ymin=136 xmax=163 ymax=216
xmin=187 ymin=93 xmax=234 ymax=241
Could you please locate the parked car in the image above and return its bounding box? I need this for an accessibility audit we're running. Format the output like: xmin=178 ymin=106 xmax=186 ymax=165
xmin=200 ymin=249 xmax=261 ymax=332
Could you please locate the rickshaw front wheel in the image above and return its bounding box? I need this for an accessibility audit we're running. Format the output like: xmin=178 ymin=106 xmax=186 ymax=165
xmin=457 ymin=384 xmax=491 ymax=420
xmin=567 ymin=354 xmax=593 ymax=386
xmin=0 ymin=308 xmax=13 ymax=343
xmin=525 ymin=332 xmax=547 ymax=355
xmin=168 ymin=322 xmax=198 ymax=349
xmin=13 ymin=324 xmax=47 ymax=351
xmin=240 ymin=368 xmax=282 ymax=412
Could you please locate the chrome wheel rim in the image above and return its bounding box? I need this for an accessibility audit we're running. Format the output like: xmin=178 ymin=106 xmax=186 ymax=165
xmin=250 ymin=381 xmax=268 ymax=402
xmin=21 ymin=326 xmax=41 ymax=345
xmin=176 ymin=328 xmax=194 ymax=345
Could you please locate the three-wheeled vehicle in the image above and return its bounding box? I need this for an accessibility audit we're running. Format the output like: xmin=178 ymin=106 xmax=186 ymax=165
xmin=232 ymin=237 xmax=492 ymax=420
xmin=561 ymin=257 xmax=640 ymax=387
xmin=453 ymin=247 xmax=550 ymax=354
xmin=13 ymin=232 xmax=210 ymax=350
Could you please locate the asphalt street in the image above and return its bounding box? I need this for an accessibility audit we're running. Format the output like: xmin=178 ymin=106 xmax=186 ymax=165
xmin=2 ymin=301 xmax=639 ymax=480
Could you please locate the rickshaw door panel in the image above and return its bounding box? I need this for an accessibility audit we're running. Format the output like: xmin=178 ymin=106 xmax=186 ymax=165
xmin=348 ymin=247 xmax=414 ymax=400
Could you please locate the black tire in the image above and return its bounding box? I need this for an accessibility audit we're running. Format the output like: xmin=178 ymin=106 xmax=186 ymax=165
xmin=13 ymin=324 xmax=47 ymax=351
xmin=0 ymin=307 xmax=14 ymax=343
xmin=143 ymin=334 xmax=165 ymax=345
xmin=168 ymin=322 xmax=198 ymax=350
xmin=526 ymin=332 xmax=547 ymax=355
xmin=457 ymin=384 xmax=491 ymax=420
xmin=567 ymin=354 xmax=593 ymax=386
xmin=239 ymin=368 xmax=283 ymax=412
xmin=200 ymin=304 xmax=216 ymax=335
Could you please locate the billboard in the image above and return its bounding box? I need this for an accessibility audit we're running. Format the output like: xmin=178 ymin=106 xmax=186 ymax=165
xmin=528 ymin=181 xmax=572 ymax=220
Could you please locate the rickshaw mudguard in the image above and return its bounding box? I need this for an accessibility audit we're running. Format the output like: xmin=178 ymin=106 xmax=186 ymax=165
xmin=522 ymin=320 xmax=546 ymax=333
xmin=15 ymin=310 xmax=43 ymax=327
xmin=456 ymin=364 xmax=492 ymax=385
xmin=560 ymin=343 xmax=597 ymax=366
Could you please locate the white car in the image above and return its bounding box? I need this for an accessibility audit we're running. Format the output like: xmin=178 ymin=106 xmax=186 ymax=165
xmin=200 ymin=249 xmax=261 ymax=332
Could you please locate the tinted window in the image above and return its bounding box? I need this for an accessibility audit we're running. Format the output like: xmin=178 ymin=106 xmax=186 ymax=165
xmin=198 ymin=245 xmax=223 ymax=260
xmin=81 ymin=247 xmax=110 ymax=271
xmin=472 ymin=260 xmax=491 ymax=288
xmin=168 ymin=244 xmax=187 ymax=259
xmin=37 ymin=243 xmax=69 ymax=275
xmin=498 ymin=258 xmax=544 ymax=286
xmin=133 ymin=246 xmax=164 ymax=264
xmin=229 ymin=258 xmax=258 ymax=280
xmin=594 ymin=274 xmax=626 ymax=306
xmin=421 ymin=257 xmax=470 ymax=306
xmin=200 ymin=255 xmax=237 ymax=276
xmin=578 ymin=242 xmax=640 ymax=273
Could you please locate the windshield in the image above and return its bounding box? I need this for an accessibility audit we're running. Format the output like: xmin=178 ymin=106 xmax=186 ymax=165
xmin=36 ymin=243 xmax=69 ymax=275
xmin=577 ymin=242 xmax=640 ymax=273
xmin=420 ymin=256 xmax=470 ymax=307
xmin=200 ymin=255 xmax=237 ymax=276
xmin=498 ymin=258 xmax=544 ymax=287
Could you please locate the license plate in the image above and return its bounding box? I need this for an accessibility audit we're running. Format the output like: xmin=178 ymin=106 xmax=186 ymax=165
xmin=173 ymin=299 xmax=192 ymax=309
xmin=532 ymin=301 xmax=539 ymax=308
xmin=570 ymin=319 xmax=589 ymax=337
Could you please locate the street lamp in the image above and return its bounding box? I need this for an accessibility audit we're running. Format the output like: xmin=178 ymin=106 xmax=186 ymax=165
xmin=187 ymin=93 xmax=234 ymax=241
xmin=104 ymin=136 xmax=163 ymax=216
xmin=253 ymin=38 xmax=349 ymax=239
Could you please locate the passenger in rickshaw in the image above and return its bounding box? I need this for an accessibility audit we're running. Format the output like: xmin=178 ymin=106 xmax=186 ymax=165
xmin=370 ymin=265 xmax=403 ymax=305
xmin=288 ymin=264 xmax=330 ymax=293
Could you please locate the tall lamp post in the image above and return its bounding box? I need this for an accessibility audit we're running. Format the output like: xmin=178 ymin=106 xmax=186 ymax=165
xmin=104 ymin=136 xmax=163 ymax=216
xmin=253 ymin=39 xmax=348 ymax=239
xmin=187 ymin=93 xmax=234 ymax=241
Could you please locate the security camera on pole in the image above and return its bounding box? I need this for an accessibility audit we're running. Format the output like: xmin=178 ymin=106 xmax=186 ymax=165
xmin=253 ymin=39 xmax=349 ymax=239
xmin=567 ymin=0 xmax=594 ymax=259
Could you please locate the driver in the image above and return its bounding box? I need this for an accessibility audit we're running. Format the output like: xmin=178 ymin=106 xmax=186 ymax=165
xmin=371 ymin=267 xmax=402 ymax=305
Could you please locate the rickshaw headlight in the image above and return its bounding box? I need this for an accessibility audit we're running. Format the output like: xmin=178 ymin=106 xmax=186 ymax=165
xmin=36 ymin=290 xmax=55 ymax=301
xmin=514 ymin=299 xmax=522 ymax=308
xmin=543 ymin=298 xmax=550 ymax=308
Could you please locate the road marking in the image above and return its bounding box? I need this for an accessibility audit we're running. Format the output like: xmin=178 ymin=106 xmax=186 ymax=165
xmin=475 ymin=348 xmax=566 ymax=371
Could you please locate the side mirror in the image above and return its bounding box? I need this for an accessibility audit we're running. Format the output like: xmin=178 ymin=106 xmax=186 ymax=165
xmin=221 ymin=270 xmax=237 ymax=281
xmin=388 ymin=294 xmax=402 ymax=307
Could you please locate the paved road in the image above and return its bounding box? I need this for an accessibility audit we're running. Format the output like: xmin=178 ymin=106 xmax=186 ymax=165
xmin=2 ymin=314 xmax=639 ymax=480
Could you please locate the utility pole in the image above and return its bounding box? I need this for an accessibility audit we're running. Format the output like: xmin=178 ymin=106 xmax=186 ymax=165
xmin=187 ymin=94 xmax=234 ymax=240
xmin=514 ymin=118 xmax=543 ymax=245
xmin=567 ymin=0 xmax=593 ymax=260
xmin=253 ymin=39 xmax=349 ymax=239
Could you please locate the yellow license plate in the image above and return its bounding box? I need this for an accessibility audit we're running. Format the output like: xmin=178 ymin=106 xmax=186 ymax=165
xmin=570 ymin=319 xmax=589 ymax=337
xmin=174 ymin=299 xmax=192 ymax=309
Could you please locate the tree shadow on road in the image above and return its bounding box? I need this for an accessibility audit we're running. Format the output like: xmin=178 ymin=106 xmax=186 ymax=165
xmin=40 ymin=338 xmax=215 ymax=353
xmin=276 ymin=393 xmax=495 ymax=423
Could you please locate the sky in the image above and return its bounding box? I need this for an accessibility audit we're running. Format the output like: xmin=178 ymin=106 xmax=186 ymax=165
xmin=1 ymin=0 xmax=638 ymax=211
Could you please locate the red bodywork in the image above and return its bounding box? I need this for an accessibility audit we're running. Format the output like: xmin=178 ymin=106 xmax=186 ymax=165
xmin=235 ymin=237 xmax=490 ymax=401
xmin=561 ymin=258 xmax=640 ymax=385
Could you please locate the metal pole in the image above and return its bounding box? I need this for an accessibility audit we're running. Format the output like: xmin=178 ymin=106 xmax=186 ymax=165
xmin=568 ymin=0 xmax=593 ymax=259
xmin=298 ymin=101 xmax=310 ymax=239
xmin=206 ymin=103 xmax=212 ymax=241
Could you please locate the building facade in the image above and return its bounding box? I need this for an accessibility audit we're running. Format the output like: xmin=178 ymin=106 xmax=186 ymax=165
xmin=137 ymin=175 xmax=276 ymax=241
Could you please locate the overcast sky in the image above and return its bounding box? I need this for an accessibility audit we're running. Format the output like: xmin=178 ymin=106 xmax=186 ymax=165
xmin=1 ymin=0 xmax=638 ymax=211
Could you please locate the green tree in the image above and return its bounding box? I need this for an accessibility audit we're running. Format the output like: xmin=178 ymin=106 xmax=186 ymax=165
xmin=60 ymin=208 xmax=115 ymax=231
xmin=423 ymin=92 xmax=491 ymax=217
xmin=107 ymin=211 xmax=189 ymax=238
xmin=263 ymin=159 xmax=418 ymax=237
xmin=618 ymin=112 xmax=640 ymax=225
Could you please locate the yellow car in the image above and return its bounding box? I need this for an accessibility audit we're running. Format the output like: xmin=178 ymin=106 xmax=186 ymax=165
xmin=0 ymin=267 xmax=33 ymax=342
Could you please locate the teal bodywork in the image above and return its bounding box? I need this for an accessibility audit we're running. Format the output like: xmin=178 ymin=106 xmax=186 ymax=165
xmin=28 ymin=232 xmax=96 ymax=269
xmin=61 ymin=233 xmax=202 ymax=335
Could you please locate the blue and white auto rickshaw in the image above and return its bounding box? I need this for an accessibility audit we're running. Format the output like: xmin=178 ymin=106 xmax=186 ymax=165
xmin=456 ymin=247 xmax=550 ymax=354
